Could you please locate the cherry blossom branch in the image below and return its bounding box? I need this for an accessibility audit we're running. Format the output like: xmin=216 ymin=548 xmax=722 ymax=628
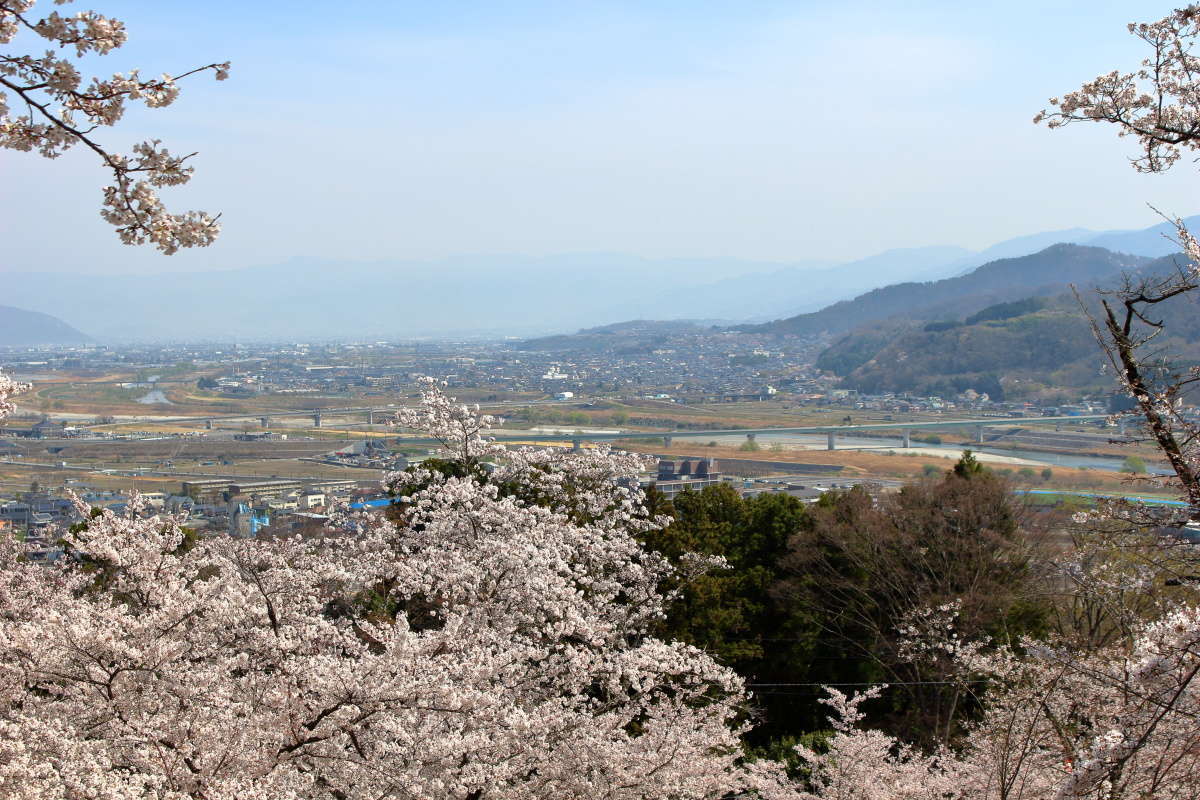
xmin=1 ymin=0 xmax=229 ymax=253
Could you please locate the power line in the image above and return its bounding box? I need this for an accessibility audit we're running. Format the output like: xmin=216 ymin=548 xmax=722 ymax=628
xmin=748 ymin=679 xmax=988 ymax=688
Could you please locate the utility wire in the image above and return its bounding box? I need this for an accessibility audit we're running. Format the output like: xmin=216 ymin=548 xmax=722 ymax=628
xmin=748 ymin=679 xmax=988 ymax=687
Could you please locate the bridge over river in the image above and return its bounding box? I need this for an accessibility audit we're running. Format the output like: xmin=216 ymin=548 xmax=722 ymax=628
xmin=95 ymin=403 xmax=1115 ymax=452
xmin=134 ymin=398 xmax=577 ymax=430
xmin=392 ymin=415 xmax=1114 ymax=451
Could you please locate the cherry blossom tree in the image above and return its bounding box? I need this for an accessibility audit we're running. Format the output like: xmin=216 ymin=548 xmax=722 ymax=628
xmin=1 ymin=0 xmax=228 ymax=253
xmin=798 ymin=600 xmax=1200 ymax=800
xmin=0 ymin=373 xmax=29 ymax=419
xmin=794 ymin=9 xmax=1200 ymax=798
xmin=1036 ymin=3 xmax=1200 ymax=514
xmin=0 ymin=378 xmax=794 ymax=800
xmin=1035 ymin=5 xmax=1200 ymax=174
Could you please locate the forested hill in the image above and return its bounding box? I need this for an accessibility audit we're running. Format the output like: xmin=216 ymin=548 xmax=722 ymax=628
xmin=815 ymin=298 xmax=1100 ymax=401
xmin=813 ymin=254 xmax=1200 ymax=401
xmin=0 ymin=305 xmax=91 ymax=346
xmin=519 ymin=320 xmax=715 ymax=352
xmin=738 ymin=244 xmax=1149 ymax=337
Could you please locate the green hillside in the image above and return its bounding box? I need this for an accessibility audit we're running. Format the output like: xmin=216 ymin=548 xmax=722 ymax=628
xmin=817 ymin=302 xmax=1098 ymax=402
xmin=818 ymin=277 xmax=1200 ymax=403
xmin=741 ymin=244 xmax=1147 ymax=337
xmin=519 ymin=320 xmax=714 ymax=353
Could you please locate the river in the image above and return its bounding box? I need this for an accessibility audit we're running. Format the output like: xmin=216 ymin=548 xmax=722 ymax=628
xmin=702 ymin=432 xmax=1169 ymax=475
xmin=135 ymin=389 xmax=173 ymax=405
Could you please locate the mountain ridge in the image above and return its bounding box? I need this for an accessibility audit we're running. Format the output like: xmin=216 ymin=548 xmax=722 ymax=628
xmin=809 ymin=253 xmax=1200 ymax=402
xmin=738 ymin=244 xmax=1152 ymax=338
xmin=2 ymin=214 xmax=1195 ymax=342
xmin=0 ymin=305 xmax=91 ymax=346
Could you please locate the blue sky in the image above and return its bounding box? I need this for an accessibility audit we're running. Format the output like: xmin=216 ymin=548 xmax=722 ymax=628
xmin=2 ymin=0 xmax=1197 ymax=274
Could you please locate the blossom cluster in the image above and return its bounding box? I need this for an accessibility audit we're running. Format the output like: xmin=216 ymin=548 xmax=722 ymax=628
xmin=1 ymin=0 xmax=228 ymax=253
xmin=1035 ymin=5 xmax=1200 ymax=174
xmin=0 ymin=380 xmax=793 ymax=799
xmin=804 ymin=601 xmax=1200 ymax=800
xmin=1038 ymin=4 xmax=1200 ymax=514
xmin=8 ymin=372 xmax=1200 ymax=798
xmin=0 ymin=372 xmax=28 ymax=419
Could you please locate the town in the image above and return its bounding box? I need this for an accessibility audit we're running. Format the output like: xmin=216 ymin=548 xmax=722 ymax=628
xmin=0 ymin=328 xmax=1165 ymax=557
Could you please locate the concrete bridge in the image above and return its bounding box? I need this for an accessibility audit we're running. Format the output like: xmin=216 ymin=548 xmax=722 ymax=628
xmin=187 ymin=406 xmax=437 ymax=430
xmin=170 ymin=408 xmax=1116 ymax=451
xmin=164 ymin=398 xmax=576 ymax=430
xmin=389 ymin=415 xmax=1114 ymax=451
xmin=187 ymin=406 xmax=373 ymax=429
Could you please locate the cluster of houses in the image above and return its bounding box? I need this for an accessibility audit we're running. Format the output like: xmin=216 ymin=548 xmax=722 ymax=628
xmin=0 ymin=475 xmax=375 ymax=562
xmin=3 ymin=419 xmax=81 ymax=439
xmin=318 ymin=440 xmax=410 ymax=471
xmin=814 ymin=389 xmax=1112 ymax=419
xmin=1 ymin=331 xmax=832 ymax=408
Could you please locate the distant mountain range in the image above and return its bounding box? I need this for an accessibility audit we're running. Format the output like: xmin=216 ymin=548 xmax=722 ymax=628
xmin=513 ymin=232 xmax=1200 ymax=404
xmin=1 ymin=214 xmax=1196 ymax=342
xmin=2 ymin=253 xmax=805 ymax=342
xmin=0 ymin=305 xmax=91 ymax=347
xmin=2 ymin=248 xmax=980 ymax=341
xmin=656 ymin=246 xmax=973 ymax=322
xmin=648 ymin=215 xmax=1200 ymax=324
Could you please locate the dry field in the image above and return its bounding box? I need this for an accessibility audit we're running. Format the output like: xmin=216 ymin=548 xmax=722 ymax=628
xmin=622 ymin=441 xmax=1173 ymax=495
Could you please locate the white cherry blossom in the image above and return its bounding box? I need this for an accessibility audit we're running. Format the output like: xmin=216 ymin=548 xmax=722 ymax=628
xmin=1 ymin=0 xmax=228 ymax=253
xmin=0 ymin=379 xmax=794 ymax=800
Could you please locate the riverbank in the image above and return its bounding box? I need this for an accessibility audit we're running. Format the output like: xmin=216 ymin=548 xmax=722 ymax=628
xmin=622 ymin=441 xmax=1172 ymax=494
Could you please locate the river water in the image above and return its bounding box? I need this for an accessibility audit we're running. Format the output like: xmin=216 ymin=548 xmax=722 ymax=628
xmin=702 ymin=432 xmax=1168 ymax=475
xmin=135 ymin=389 xmax=173 ymax=405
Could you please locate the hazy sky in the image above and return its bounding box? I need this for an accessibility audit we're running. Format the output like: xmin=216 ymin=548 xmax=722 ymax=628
xmin=2 ymin=0 xmax=1197 ymax=275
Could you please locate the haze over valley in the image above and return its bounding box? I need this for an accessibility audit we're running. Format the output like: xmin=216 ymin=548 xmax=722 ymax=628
xmin=5 ymin=214 xmax=1197 ymax=342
